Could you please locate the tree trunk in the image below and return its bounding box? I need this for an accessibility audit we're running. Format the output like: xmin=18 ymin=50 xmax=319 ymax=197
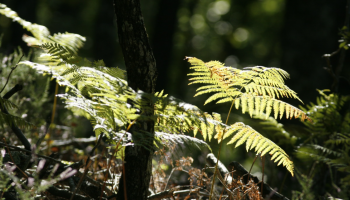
xmin=113 ymin=0 xmax=157 ymax=200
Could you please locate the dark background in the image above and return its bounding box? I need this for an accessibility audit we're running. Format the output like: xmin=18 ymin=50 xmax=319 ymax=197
xmin=1 ymin=0 xmax=349 ymax=197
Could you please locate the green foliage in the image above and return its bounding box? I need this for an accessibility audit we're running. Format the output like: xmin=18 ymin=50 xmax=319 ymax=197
xmin=22 ymin=43 xmax=213 ymax=152
xmin=291 ymin=169 xmax=315 ymax=200
xmin=338 ymin=25 xmax=350 ymax=50
xmin=0 ymin=1 xmax=309 ymax=180
xmin=12 ymin=20 xmax=298 ymax=178
xmin=295 ymin=90 xmax=350 ymax=198
xmin=0 ymin=47 xmax=35 ymax=131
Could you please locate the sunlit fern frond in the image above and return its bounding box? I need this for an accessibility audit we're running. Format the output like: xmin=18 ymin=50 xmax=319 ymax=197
xmin=21 ymin=42 xmax=213 ymax=152
xmin=187 ymin=57 xmax=310 ymax=122
xmin=154 ymin=94 xmax=219 ymax=142
xmin=100 ymin=66 xmax=126 ymax=80
xmin=235 ymin=94 xmax=310 ymax=121
xmin=155 ymin=131 xmax=212 ymax=152
xmin=50 ymin=32 xmax=85 ymax=52
xmin=40 ymin=43 xmax=75 ymax=62
xmin=215 ymin=122 xmax=294 ymax=176
xmin=186 ymin=57 xmax=306 ymax=176
xmin=153 ymin=92 xmax=294 ymax=175
xmin=20 ymin=58 xmax=135 ymax=138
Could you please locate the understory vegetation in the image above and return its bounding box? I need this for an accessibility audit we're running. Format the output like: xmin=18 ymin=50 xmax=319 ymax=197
xmin=0 ymin=2 xmax=349 ymax=200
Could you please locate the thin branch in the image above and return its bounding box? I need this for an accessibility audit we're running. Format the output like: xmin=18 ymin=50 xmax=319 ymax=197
xmin=0 ymin=85 xmax=30 ymax=152
xmin=0 ymin=141 xmax=59 ymax=164
xmin=323 ymin=0 xmax=350 ymax=92
xmin=48 ymin=186 xmax=104 ymax=200
xmin=101 ymin=131 xmax=127 ymax=200
xmin=70 ymin=132 xmax=105 ymax=200
xmin=2 ymin=138 xmax=28 ymax=178
xmin=227 ymin=161 xmax=289 ymax=200
xmin=0 ymin=55 xmax=24 ymax=94
xmin=248 ymin=154 xmax=259 ymax=181
xmin=147 ymin=188 xmax=227 ymax=200
xmin=3 ymin=84 xmax=23 ymax=99
xmin=261 ymin=155 xmax=265 ymax=196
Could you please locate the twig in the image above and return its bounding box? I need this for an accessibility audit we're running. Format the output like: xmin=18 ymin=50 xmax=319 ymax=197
xmin=261 ymin=155 xmax=265 ymax=195
xmin=48 ymin=186 xmax=101 ymax=200
xmin=206 ymin=153 xmax=233 ymax=184
xmin=0 ymin=141 xmax=60 ymax=164
xmin=164 ymin=168 xmax=176 ymax=190
xmin=279 ymin=172 xmax=288 ymax=193
xmin=47 ymin=137 xmax=98 ymax=148
xmin=248 ymin=154 xmax=259 ymax=181
xmin=206 ymin=153 xmax=235 ymax=199
xmin=227 ymin=161 xmax=289 ymax=200
xmin=0 ymin=55 xmax=24 ymax=94
xmin=323 ymin=0 xmax=350 ymax=92
xmin=70 ymin=132 xmax=105 ymax=200
xmin=122 ymin=152 xmax=127 ymax=200
xmin=198 ymin=165 xmax=209 ymax=188
xmin=147 ymin=188 xmax=226 ymax=200
xmin=0 ymin=84 xmax=30 ymax=152
xmin=3 ymin=84 xmax=23 ymax=99
xmin=2 ymin=139 xmax=28 ymax=178
xmin=101 ymin=131 xmax=128 ymax=200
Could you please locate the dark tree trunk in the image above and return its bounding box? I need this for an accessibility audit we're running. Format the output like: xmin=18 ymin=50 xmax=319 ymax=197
xmin=113 ymin=0 xmax=157 ymax=200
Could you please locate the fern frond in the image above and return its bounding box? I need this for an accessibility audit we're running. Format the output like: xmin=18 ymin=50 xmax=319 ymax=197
xmin=0 ymin=112 xmax=34 ymax=129
xmin=233 ymin=94 xmax=310 ymax=121
xmin=187 ymin=57 xmax=310 ymax=122
xmin=326 ymin=133 xmax=350 ymax=145
xmin=253 ymin=112 xmax=291 ymax=139
xmin=155 ymin=131 xmax=211 ymax=151
xmin=310 ymin=144 xmax=342 ymax=157
xmin=40 ymin=43 xmax=75 ymax=61
xmin=215 ymin=121 xmax=294 ymax=175
xmin=0 ymin=97 xmax=19 ymax=110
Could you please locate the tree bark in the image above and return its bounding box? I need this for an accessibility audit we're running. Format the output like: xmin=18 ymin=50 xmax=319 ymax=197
xmin=113 ymin=0 xmax=157 ymax=199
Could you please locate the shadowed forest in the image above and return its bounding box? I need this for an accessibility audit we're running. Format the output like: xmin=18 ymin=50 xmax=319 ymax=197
xmin=0 ymin=0 xmax=350 ymax=199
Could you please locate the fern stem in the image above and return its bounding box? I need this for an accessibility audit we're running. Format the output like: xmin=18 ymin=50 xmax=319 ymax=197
xmin=248 ymin=154 xmax=258 ymax=181
xmin=225 ymin=98 xmax=235 ymax=125
xmin=50 ymin=82 xmax=59 ymax=126
xmin=261 ymin=155 xmax=265 ymax=196
xmin=0 ymin=54 xmax=23 ymax=94
xmin=209 ymin=100 xmax=235 ymax=200
xmin=279 ymin=171 xmax=288 ymax=193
